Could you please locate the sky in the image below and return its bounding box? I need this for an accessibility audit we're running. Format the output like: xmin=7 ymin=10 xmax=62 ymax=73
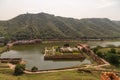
xmin=0 ymin=0 xmax=120 ymax=20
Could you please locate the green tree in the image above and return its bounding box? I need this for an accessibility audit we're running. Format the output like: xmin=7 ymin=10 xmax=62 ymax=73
xmin=31 ymin=66 xmax=38 ymax=72
xmin=110 ymin=48 xmax=116 ymax=54
xmin=106 ymin=54 xmax=119 ymax=66
xmin=64 ymin=43 xmax=70 ymax=47
xmin=14 ymin=64 xmax=25 ymax=75
xmin=92 ymin=45 xmax=103 ymax=53
xmin=92 ymin=48 xmax=98 ymax=53
xmin=96 ymin=51 xmax=103 ymax=58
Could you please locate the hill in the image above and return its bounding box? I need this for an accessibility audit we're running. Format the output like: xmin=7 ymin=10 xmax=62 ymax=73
xmin=113 ymin=21 xmax=120 ymax=26
xmin=0 ymin=12 xmax=120 ymax=40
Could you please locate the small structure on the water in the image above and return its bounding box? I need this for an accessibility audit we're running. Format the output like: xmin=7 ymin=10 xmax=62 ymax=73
xmin=44 ymin=43 xmax=89 ymax=60
xmin=59 ymin=47 xmax=79 ymax=53
xmin=59 ymin=43 xmax=90 ymax=53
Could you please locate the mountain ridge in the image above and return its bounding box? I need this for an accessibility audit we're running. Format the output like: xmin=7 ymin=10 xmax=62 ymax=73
xmin=0 ymin=12 xmax=120 ymax=40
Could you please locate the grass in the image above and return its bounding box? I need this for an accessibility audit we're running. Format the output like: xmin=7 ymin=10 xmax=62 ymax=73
xmin=98 ymin=47 xmax=120 ymax=53
xmin=55 ymin=51 xmax=62 ymax=55
xmin=72 ymin=52 xmax=81 ymax=54
xmin=0 ymin=69 xmax=100 ymax=80
xmin=0 ymin=63 xmax=9 ymax=67
xmin=55 ymin=52 xmax=81 ymax=55
xmin=0 ymin=46 xmax=6 ymax=54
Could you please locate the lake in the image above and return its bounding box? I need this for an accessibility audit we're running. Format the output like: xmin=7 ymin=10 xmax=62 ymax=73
xmin=1 ymin=41 xmax=120 ymax=70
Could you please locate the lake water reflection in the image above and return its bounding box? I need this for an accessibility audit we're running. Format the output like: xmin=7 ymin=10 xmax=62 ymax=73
xmin=1 ymin=41 xmax=120 ymax=70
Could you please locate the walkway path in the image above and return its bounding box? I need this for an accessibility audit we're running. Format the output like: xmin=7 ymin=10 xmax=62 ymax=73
xmin=24 ymin=59 xmax=111 ymax=74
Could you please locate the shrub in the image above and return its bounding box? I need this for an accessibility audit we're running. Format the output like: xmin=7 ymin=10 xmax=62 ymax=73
xmin=14 ymin=64 xmax=25 ymax=76
xmin=96 ymin=51 xmax=103 ymax=58
xmin=92 ymin=45 xmax=103 ymax=53
xmin=31 ymin=66 xmax=38 ymax=72
xmin=92 ymin=48 xmax=98 ymax=53
xmin=106 ymin=54 xmax=119 ymax=66
xmin=56 ymin=46 xmax=60 ymax=52
xmin=64 ymin=43 xmax=69 ymax=47
xmin=110 ymin=48 xmax=116 ymax=54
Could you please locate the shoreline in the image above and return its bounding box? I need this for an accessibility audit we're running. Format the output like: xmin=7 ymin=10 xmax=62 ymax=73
xmin=24 ymin=59 xmax=111 ymax=74
xmin=0 ymin=40 xmax=119 ymax=73
xmin=0 ymin=47 xmax=7 ymax=54
xmin=42 ymin=40 xmax=120 ymax=43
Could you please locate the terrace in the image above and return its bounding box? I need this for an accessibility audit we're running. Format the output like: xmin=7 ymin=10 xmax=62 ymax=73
xmin=44 ymin=44 xmax=86 ymax=60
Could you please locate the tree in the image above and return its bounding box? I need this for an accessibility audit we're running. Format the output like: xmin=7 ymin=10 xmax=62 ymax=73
xmin=31 ymin=66 xmax=38 ymax=72
xmin=110 ymin=48 xmax=116 ymax=54
xmin=64 ymin=43 xmax=69 ymax=47
xmin=56 ymin=46 xmax=60 ymax=52
xmin=96 ymin=51 xmax=103 ymax=58
xmin=106 ymin=54 xmax=119 ymax=66
xmin=92 ymin=48 xmax=98 ymax=53
xmin=14 ymin=64 xmax=25 ymax=75
xmin=92 ymin=45 xmax=103 ymax=53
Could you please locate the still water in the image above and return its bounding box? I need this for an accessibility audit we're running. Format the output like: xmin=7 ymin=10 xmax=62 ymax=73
xmin=1 ymin=41 xmax=120 ymax=70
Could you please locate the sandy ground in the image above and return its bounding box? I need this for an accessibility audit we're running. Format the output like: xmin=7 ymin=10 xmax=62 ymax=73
xmin=7 ymin=63 xmax=15 ymax=70
xmin=7 ymin=60 xmax=25 ymax=70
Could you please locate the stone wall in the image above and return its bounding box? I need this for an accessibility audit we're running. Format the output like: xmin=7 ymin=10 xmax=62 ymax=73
xmin=0 ymin=58 xmax=22 ymax=64
xmin=44 ymin=54 xmax=85 ymax=60
xmin=6 ymin=39 xmax=42 ymax=49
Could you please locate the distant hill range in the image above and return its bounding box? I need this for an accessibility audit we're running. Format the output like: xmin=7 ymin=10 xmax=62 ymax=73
xmin=0 ymin=12 xmax=120 ymax=40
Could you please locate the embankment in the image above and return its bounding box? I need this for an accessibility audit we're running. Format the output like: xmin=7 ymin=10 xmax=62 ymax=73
xmin=44 ymin=54 xmax=85 ymax=60
xmin=0 ymin=47 xmax=7 ymax=54
xmin=0 ymin=58 xmax=22 ymax=64
xmin=7 ymin=39 xmax=42 ymax=49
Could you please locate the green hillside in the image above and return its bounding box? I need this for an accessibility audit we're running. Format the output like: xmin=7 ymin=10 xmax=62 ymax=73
xmin=113 ymin=21 xmax=120 ymax=26
xmin=0 ymin=13 xmax=120 ymax=40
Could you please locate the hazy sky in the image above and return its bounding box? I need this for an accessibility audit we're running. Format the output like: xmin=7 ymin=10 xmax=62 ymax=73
xmin=0 ymin=0 xmax=120 ymax=20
